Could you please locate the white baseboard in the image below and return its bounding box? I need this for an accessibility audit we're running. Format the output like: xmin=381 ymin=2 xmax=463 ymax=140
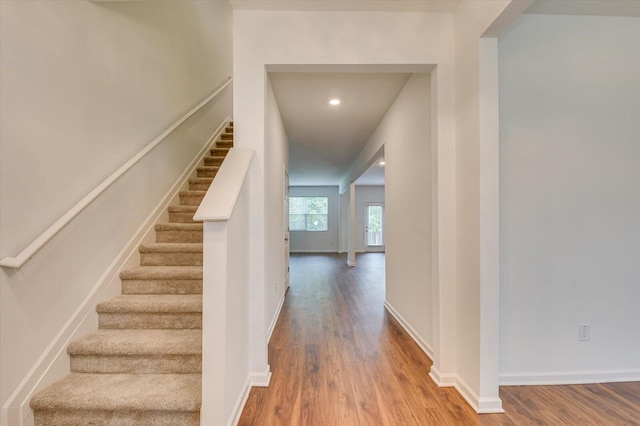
xmin=428 ymin=368 xmax=504 ymax=413
xmin=2 ymin=118 xmax=230 ymax=426
xmin=227 ymin=366 xmax=272 ymax=426
xmin=454 ymin=377 xmax=504 ymax=414
xmin=384 ymin=301 xmax=434 ymax=360
xmin=289 ymin=249 xmax=339 ymax=253
xmin=429 ymin=366 xmax=456 ymax=387
xmin=499 ymin=369 xmax=640 ymax=386
xmin=267 ymin=293 xmax=286 ymax=343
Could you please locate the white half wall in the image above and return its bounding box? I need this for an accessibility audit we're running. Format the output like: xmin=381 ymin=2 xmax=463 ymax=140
xmin=0 ymin=0 xmax=233 ymax=419
xmin=289 ymin=186 xmax=340 ymax=253
xmin=499 ymin=14 xmax=640 ymax=384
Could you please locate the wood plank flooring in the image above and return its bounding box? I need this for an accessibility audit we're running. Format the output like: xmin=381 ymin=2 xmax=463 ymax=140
xmin=239 ymin=253 xmax=640 ymax=425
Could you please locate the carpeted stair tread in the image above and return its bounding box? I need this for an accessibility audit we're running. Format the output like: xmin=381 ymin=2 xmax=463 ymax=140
xmin=96 ymin=295 xmax=202 ymax=314
xmin=196 ymin=166 xmax=219 ymax=172
xmin=189 ymin=177 xmax=213 ymax=191
xmin=139 ymin=243 xmax=202 ymax=253
xmin=179 ymin=190 xmax=207 ymax=197
xmin=68 ymin=329 xmax=201 ymax=356
xmin=120 ymin=266 xmax=202 ymax=280
xmin=168 ymin=205 xmax=198 ymax=213
xmin=30 ymin=373 xmax=201 ymax=412
xmin=155 ymin=223 xmax=202 ymax=231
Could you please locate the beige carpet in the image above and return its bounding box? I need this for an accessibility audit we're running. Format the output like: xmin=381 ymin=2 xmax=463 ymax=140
xmin=30 ymin=123 xmax=233 ymax=426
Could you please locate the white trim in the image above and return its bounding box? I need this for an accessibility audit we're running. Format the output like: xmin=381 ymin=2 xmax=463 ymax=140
xmin=267 ymin=293 xmax=286 ymax=343
xmin=0 ymin=78 xmax=232 ymax=269
xmin=1 ymin=118 xmax=231 ymax=426
xmin=289 ymin=249 xmax=339 ymax=253
xmin=384 ymin=301 xmax=434 ymax=360
xmin=250 ymin=365 xmax=272 ymax=388
xmin=227 ymin=367 xmax=272 ymax=426
xmin=429 ymin=366 xmax=456 ymax=387
xmin=428 ymin=371 xmax=504 ymax=414
xmin=227 ymin=376 xmax=253 ymax=426
xmin=454 ymin=376 xmax=504 ymax=414
xmin=499 ymin=369 xmax=640 ymax=386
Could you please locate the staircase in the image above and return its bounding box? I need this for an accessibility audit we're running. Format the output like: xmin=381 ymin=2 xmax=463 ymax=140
xmin=29 ymin=123 xmax=234 ymax=425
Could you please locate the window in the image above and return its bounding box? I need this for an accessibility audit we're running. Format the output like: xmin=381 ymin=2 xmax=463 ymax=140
xmin=289 ymin=197 xmax=328 ymax=231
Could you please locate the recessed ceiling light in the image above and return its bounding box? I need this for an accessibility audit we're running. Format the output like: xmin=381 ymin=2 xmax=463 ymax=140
xmin=379 ymin=160 xmax=386 ymax=166
xmin=329 ymin=99 xmax=341 ymax=106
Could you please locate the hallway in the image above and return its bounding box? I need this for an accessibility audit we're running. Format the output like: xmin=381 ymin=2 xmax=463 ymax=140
xmin=238 ymin=253 xmax=640 ymax=425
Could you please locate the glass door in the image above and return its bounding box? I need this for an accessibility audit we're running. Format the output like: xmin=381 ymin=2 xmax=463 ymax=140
xmin=366 ymin=203 xmax=384 ymax=250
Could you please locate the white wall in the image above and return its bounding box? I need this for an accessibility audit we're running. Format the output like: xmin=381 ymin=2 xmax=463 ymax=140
xmin=355 ymin=186 xmax=385 ymax=252
xmin=453 ymin=0 xmax=511 ymax=411
xmin=499 ymin=14 xmax=640 ymax=384
xmin=360 ymin=74 xmax=433 ymax=357
xmin=233 ymin=9 xmax=458 ymax=393
xmin=0 ymin=0 xmax=233 ymax=419
xmin=289 ymin=186 xmax=340 ymax=253
xmin=264 ymin=77 xmax=289 ymax=337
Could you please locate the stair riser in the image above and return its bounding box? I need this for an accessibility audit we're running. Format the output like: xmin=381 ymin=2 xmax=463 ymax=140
xmin=196 ymin=168 xmax=218 ymax=178
xmin=216 ymin=141 xmax=233 ymax=149
xmin=221 ymin=133 xmax=233 ymax=140
xmin=156 ymin=230 xmax=203 ymax=243
xmin=70 ymin=355 xmax=201 ymax=374
xmin=140 ymin=252 xmax=202 ymax=267
xmin=168 ymin=212 xmax=200 ymax=223
xmin=179 ymin=194 xmax=205 ymax=206
xmin=34 ymin=410 xmax=200 ymax=426
xmin=204 ymin=157 xmax=224 ymax=167
xmin=99 ymin=313 xmax=202 ymax=330
xmin=189 ymin=182 xmax=210 ymax=191
xmin=122 ymin=280 xmax=203 ymax=295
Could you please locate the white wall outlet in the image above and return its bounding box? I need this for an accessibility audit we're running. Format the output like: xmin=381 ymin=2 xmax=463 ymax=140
xmin=579 ymin=324 xmax=590 ymax=342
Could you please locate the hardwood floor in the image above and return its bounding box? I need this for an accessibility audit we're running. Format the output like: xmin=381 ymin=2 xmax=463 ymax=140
xmin=238 ymin=253 xmax=640 ymax=425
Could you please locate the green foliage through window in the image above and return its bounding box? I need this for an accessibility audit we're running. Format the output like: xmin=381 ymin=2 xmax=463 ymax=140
xmin=289 ymin=197 xmax=328 ymax=231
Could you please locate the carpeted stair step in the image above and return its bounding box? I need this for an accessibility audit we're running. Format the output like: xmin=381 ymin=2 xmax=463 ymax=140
xmin=204 ymin=156 xmax=226 ymax=167
xmin=30 ymin=373 xmax=201 ymax=426
xmin=179 ymin=190 xmax=206 ymax=206
xmin=210 ymin=147 xmax=230 ymax=156
xmin=155 ymin=223 xmax=203 ymax=243
xmin=139 ymin=243 xmax=202 ymax=266
xmin=168 ymin=205 xmax=199 ymax=223
xmin=220 ymin=132 xmax=233 ymax=140
xmin=120 ymin=266 xmax=202 ymax=294
xmin=68 ymin=329 xmax=202 ymax=374
xmin=188 ymin=177 xmax=213 ymax=191
xmin=196 ymin=165 xmax=219 ymax=178
xmin=97 ymin=294 xmax=202 ymax=329
xmin=216 ymin=141 xmax=233 ymax=149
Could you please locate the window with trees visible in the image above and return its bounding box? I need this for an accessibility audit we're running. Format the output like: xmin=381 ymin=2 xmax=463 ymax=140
xmin=289 ymin=197 xmax=328 ymax=231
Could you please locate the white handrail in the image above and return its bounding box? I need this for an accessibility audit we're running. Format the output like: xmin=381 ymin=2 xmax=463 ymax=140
xmin=194 ymin=147 xmax=254 ymax=222
xmin=0 ymin=77 xmax=233 ymax=269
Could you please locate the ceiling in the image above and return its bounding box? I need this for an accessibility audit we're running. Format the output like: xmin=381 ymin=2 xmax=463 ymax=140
xmin=270 ymin=72 xmax=410 ymax=186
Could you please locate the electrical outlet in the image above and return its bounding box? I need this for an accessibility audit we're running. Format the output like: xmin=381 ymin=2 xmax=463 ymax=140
xmin=579 ymin=324 xmax=590 ymax=342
